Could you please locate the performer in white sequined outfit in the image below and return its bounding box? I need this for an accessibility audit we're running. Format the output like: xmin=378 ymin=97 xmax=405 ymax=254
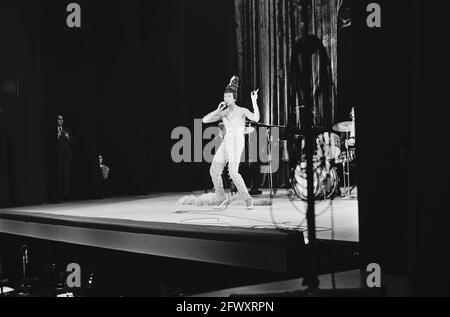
xmin=202 ymin=76 xmax=260 ymax=210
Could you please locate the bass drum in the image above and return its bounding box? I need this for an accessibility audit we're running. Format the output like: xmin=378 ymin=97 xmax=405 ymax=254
xmin=292 ymin=160 xmax=339 ymax=201
xmin=321 ymin=167 xmax=339 ymax=199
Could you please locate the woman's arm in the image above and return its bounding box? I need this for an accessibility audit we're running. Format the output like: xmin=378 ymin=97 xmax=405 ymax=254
xmin=244 ymin=90 xmax=260 ymax=122
xmin=202 ymin=103 xmax=225 ymax=124
xmin=202 ymin=109 xmax=220 ymax=124
xmin=244 ymin=106 xmax=260 ymax=122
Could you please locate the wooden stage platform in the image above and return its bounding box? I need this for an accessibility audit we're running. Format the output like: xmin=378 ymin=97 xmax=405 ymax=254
xmin=0 ymin=191 xmax=358 ymax=274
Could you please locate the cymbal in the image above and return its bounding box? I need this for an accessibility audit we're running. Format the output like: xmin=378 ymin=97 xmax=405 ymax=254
xmin=333 ymin=121 xmax=353 ymax=133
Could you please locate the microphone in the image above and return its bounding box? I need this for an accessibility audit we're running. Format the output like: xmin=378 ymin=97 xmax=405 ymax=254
xmin=20 ymin=245 xmax=28 ymax=263
xmin=20 ymin=245 xmax=28 ymax=281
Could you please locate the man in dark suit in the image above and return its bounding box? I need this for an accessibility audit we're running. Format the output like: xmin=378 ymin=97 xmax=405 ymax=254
xmin=56 ymin=115 xmax=72 ymax=201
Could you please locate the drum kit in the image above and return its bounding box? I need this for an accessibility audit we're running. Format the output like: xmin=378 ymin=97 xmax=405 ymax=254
xmin=249 ymin=119 xmax=356 ymax=201
xmin=292 ymin=120 xmax=356 ymax=200
xmin=292 ymin=121 xmax=356 ymax=200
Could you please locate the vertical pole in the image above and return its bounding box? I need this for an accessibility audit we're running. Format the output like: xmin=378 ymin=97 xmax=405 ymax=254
xmin=300 ymin=0 xmax=319 ymax=291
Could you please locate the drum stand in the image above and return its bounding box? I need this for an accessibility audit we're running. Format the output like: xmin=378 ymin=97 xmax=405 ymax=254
xmin=342 ymin=131 xmax=354 ymax=199
xmin=265 ymin=127 xmax=276 ymax=198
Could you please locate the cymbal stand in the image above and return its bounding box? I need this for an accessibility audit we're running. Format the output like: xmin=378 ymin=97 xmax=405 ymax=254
xmin=343 ymin=131 xmax=352 ymax=198
xmin=265 ymin=127 xmax=276 ymax=198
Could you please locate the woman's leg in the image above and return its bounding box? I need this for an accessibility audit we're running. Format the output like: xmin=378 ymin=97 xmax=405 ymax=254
xmin=228 ymin=162 xmax=252 ymax=201
xmin=210 ymin=143 xmax=227 ymax=201
xmin=227 ymin=135 xmax=252 ymax=202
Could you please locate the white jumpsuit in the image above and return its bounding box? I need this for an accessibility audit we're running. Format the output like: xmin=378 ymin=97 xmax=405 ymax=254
xmin=205 ymin=105 xmax=260 ymax=202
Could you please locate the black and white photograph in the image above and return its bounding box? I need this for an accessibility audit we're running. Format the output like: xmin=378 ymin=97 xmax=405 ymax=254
xmin=0 ymin=0 xmax=449 ymax=300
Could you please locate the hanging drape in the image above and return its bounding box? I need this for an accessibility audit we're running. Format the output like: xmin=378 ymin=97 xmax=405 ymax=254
xmin=234 ymin=0 xmax=338 ymax=128
xmin=309 ymin=0 xmax=338 ymax=129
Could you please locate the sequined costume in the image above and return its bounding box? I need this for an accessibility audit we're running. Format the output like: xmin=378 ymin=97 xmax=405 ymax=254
xmin=202 ymin=77 xmax=260 ymax=205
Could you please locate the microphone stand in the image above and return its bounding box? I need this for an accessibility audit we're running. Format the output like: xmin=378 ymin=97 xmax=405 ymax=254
xmin=344 ymin=131 xmax=351 ymax=198
xmin=18 ymin=245 xmax=33 ymax=292
xmin=248 ymin=121 xmax=288 ymax=198
xmin=0 ymin=279 xmax=8 ymax=296
xmin=266 ymin=126 xmax=275 ymax=198
xmin=298 ymin=0 xmax=319 ymax=293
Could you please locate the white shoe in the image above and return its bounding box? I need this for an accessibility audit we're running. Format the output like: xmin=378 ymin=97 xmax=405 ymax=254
xmin=213 ymin=199 xmax=229 ymax=210
xmin=246 ymin=198 xmax=254 ymax=210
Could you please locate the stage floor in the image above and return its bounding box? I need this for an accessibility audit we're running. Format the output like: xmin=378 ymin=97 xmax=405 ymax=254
xmin=0 ymin=190 xmax=358 ymax=273
xmin=0 ymin=190 xmax=358 ymax=242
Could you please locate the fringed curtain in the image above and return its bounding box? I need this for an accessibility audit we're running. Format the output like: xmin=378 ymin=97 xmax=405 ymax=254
xmin=234 ymin=0 xmax=338 ymax=128
xmin=310 ymin=0 xmax=339 ymax=128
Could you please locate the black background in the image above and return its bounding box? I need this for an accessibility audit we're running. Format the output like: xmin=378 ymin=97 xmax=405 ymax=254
xmin=0 ymin=0 xmax=237 ymax=205
xmin=352 ymin=0 xmax=414 ymax=276
xmin=352 ymin=0 xmax=450 ymax=295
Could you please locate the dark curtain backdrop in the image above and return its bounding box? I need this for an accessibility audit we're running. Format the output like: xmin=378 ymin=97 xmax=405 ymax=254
xmin=310 ymin=0 xmax=338 ymax=128
xmin=234 ymin=0 xmax=338 ymax=127
xmin=0 ymin=0 xmax=237 ymax=206
xmin=0 ymin=1 xmax=48 ymax=206
xmin=337 ymin=0 xmax=355 ymax=124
